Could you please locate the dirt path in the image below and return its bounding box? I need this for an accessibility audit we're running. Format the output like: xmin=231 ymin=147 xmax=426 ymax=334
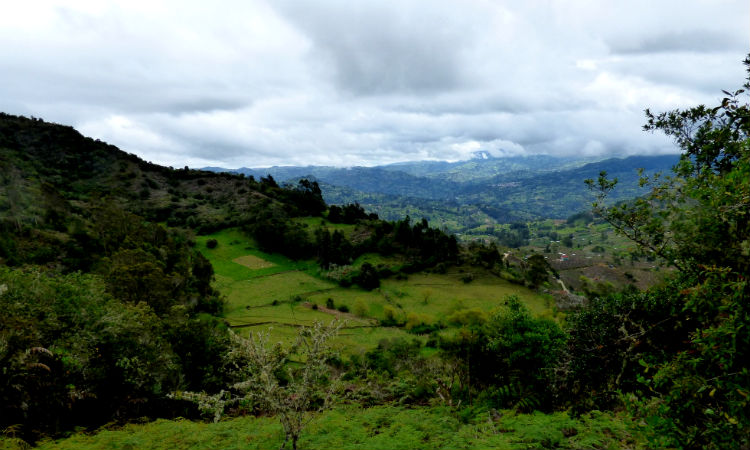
xmin=245 ymin=269 xmax=302 ymax=279
xmin=301 ymin=302 xmax=379 ymax=325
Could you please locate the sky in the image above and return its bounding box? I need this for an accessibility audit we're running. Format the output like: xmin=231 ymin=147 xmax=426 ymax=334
xmin=1 ymin=1 xmax=748 ymax=168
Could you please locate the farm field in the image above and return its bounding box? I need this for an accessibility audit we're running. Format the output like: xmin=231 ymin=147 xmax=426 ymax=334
xmin=195 ymin=228 xmax=553 ymax=352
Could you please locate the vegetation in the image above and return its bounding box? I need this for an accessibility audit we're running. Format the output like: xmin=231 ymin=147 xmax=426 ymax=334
xmin=579 ymin=56 xmax=750 ymax=448
xmin=219 ymin=155 xmax=678 ymax=231
xmin=5 ymin=406 xmax=644 ymax=450
xmin=2 ymin=55 xmax=749 ymax=450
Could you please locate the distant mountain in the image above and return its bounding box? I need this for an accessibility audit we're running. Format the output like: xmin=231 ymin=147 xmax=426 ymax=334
xmin=453 ymin=154 xmax=680 ymax=221
xmin=206 ymin=153 xmax=680 ymax=230
xmin=380 ymin=153 xmax=601 ymax=182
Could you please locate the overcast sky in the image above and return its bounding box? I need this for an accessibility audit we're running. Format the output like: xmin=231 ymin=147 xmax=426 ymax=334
xmin=2 ymin=1 xmax=748 ymax=168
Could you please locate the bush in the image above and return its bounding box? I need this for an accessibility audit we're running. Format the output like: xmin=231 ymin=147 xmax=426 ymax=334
xmin=206 ymin=239 xmax=218 ymax=249
xmin=355 ymin=262 xmax=380 ymax=290
xmin=439 ymin=296 xmax=566 ymax=412
xmin=352 ymin=299 xmax=368 ymax=317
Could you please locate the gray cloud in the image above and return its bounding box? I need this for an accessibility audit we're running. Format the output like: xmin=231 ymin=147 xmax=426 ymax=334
xmin=271 ymin=0 xmax=477 ymax=96
xmin=1 ymin=0 xmax=748 ymax=168
xmin=608 ymin=29 xmax=742 ymax=55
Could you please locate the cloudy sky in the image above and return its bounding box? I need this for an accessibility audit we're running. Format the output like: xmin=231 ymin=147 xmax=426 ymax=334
xmin=2 ymin=1 xmax=748 ymax=168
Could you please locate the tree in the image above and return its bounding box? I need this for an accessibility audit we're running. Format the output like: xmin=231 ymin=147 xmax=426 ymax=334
xmin=587 ymin=56 xmax=750 ymax=274
xmin=355 ymin=262 xmax=380 ymax=290
xmin=584 ymin=55 xmax=750 ymax=449
xmin=524 ymin=254 xmax=551 ymax=288
xmin=178 ymin=321 xmax=342 ymax=450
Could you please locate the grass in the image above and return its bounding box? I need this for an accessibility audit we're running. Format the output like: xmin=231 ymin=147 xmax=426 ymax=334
xmin=307 ymin=270 xmax=553 ymax=325
xmin=196 ymin=228 xmax=554 ymax=352
xmin=20 ymin=405 xmax=646 ymax=450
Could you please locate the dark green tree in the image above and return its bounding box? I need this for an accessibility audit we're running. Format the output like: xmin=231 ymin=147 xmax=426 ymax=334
xmin=524 ymin=254 xmax=550 ymax=288
xmin=583 ymin=55 xmax=750 ymax=449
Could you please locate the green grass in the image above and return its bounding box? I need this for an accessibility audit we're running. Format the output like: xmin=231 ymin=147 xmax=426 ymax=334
xmin=307 ymin=270 xmax=553 ymax=323
xmin=197 ymin=228 xmax=553 ymax=352
xmin=22 ymin=405 xmax=646 ymax=450
xmin=0 ymin=228 xmax=646 ymax=450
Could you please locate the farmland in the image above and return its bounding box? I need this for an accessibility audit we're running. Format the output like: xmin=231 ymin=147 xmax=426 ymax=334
xmin=194 ymin=227 xmax=552 ymax=353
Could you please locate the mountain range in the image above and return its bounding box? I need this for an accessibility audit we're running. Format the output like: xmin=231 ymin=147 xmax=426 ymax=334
xmin=206 ymin=153 xmax=680 ymax=231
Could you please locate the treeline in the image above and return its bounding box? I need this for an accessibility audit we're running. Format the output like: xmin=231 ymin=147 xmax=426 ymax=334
xmin=245 ymin=194 xmax=459 ymax=289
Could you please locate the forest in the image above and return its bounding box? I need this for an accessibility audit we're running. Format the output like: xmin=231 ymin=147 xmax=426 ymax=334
xmin=1 ymin=58 xmax=749 ymax=450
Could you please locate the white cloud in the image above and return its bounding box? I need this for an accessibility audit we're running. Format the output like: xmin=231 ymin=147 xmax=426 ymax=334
xmin=1 ymin=0 xmax=748 ymax=168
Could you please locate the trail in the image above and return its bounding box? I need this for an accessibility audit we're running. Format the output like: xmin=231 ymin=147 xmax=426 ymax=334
xmin=555 ymin=278 xmax=570 ymax=293
xmin=244 ymin=269 xmax=302 ymax=279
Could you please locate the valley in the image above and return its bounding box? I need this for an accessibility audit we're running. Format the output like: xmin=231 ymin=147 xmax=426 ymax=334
xmin=207 ymin=153 xmax=680 ymax=232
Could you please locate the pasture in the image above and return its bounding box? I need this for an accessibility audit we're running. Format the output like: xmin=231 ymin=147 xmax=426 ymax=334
xmin=196 ymin=228 xmax=553 ymax=351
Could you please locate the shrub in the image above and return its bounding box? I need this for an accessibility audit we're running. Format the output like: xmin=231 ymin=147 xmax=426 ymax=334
xmin=352 ymin=299 xmax=368 ymax=317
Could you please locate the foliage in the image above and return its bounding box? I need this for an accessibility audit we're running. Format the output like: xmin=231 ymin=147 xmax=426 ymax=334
xmin=583 ymin=55 xmax=750 ymax=448
xmin=0 ymin=268 xmax=231 ymax=441
xmin=15 ymin=405 xmax=648 ymax=450
xmin=631 ymin=268 xmax=750 ymax=449
xmin=354 ymin=262 xmax=380 ymax=290
xmin=180 ymin=321 xmax=343 ymax=450
xmin=562 ymin=284 xmax=682 ymax=411
xmin=327 ymin=203 xmax=376 ymax=224
xmin=244 ymin=203 xmax=315 ymax=259
xmin=522 ymin=254 xmax=551 ymax=288
xmin=438 ymin=296 xmax=566 ymax=411
xmin=314 ymin=229 xmax=353 ymax=268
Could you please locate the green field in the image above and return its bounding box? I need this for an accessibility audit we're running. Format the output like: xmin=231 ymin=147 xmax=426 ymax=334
xmin=14 ymin=405 xmax=645 ymax=450
xmin=195 ymin=228 xmax=552 ymax=352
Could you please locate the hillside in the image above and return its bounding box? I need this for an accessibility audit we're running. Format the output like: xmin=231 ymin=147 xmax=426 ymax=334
xmin=381 ymin=153 xmax=599 ymax=181
xmin=0 ymin=113 xmax=479 ymax=443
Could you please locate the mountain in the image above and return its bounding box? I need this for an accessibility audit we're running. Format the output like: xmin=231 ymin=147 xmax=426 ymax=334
xmin=207 ymin=153 xmax=680 ymax=230
xmin=453 ymin=154 xmax=681 ymax=221
xmin=380 ymin=153 xmax=599 ymax=181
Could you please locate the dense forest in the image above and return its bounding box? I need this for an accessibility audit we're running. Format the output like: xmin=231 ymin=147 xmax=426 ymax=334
xmin=2 ymin=58 xmax=749 ymax=450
